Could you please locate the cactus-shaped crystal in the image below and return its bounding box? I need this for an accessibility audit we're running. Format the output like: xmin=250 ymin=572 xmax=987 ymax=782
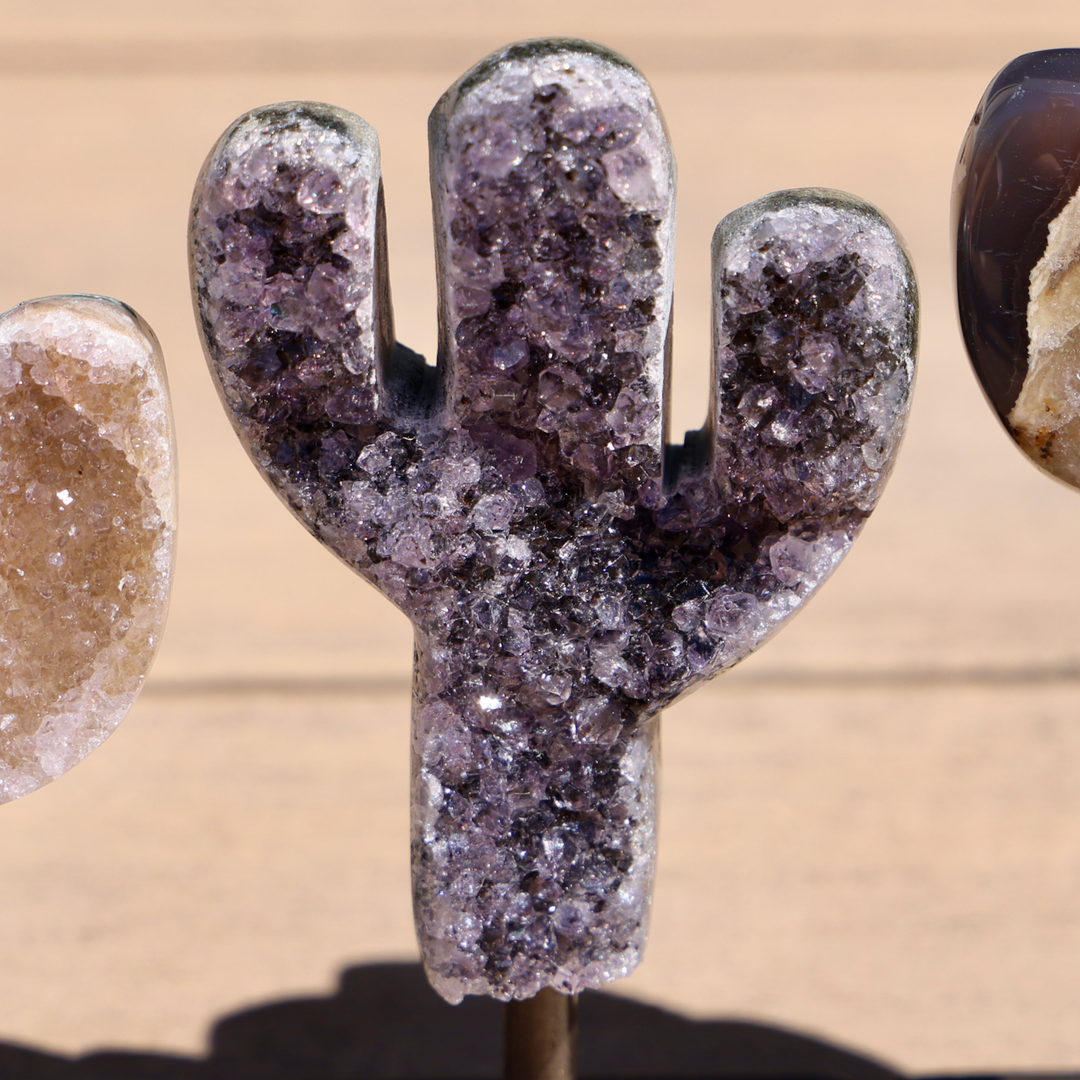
xmin=190 ymin=39 xmax=917 ymax=1002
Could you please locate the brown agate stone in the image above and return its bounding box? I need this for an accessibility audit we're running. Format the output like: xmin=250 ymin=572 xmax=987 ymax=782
xmin=0 ymin=296 xmax=174 ymax=801
xmin=956 ymin=49 xmax=1080 ymax=486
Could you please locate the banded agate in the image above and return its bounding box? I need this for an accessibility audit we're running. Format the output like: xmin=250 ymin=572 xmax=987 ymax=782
xmin=956 ymin=49 xmax=1080 ymax=486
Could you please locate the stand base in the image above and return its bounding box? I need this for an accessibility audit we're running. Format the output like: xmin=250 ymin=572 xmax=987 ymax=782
xmin=504 ymin=989 xmax=578 ymax=1080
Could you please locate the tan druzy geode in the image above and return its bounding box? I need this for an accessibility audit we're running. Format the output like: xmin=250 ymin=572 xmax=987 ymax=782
xmin=0 ymin=296 xmax=175 ymax=802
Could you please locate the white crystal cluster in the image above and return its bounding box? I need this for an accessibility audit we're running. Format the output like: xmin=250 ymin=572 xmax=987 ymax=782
xmin=1011 ymin=185 xmax=1080 ymax=485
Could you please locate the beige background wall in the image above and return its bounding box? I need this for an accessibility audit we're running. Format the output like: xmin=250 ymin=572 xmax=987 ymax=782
xmin=3 ymin=0 xmax=1080 ymax=1071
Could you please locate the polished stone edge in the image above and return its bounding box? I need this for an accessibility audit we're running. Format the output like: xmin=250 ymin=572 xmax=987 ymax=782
xmin=437 ymin=37 xmax=646 ymax=113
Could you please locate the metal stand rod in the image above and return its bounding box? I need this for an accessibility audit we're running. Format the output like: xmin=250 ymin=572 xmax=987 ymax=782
xmin=504 ymin=988 xmax=578 ymax=1080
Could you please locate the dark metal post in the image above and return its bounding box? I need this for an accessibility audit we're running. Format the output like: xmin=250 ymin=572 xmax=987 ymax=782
xmin=504 ymin=989 xmax=578 ymax=1080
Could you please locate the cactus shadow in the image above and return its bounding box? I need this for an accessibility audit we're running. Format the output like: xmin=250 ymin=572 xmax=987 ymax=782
xmin=0 ymin=961 xmax=1066 ymax=1080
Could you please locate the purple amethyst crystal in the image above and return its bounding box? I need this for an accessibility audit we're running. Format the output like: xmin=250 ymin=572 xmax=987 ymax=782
xmin=190 ymin=39 xmax=917 ymax=1003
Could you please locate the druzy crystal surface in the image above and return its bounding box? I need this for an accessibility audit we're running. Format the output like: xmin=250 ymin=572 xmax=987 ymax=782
xmin=956 ymin=49 xmax=1080 ymax=487
xmin=0 ymin=296 xmax=174 ymax=801
xmin=191 ymin=40 xmax=917 ymax=1002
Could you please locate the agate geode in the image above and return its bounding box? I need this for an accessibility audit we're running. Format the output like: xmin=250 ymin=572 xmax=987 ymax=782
xmin=191 ymin=38 xmax=917 ymax=1001
xmin=956 ymin=48 xmax=1080 ymax=487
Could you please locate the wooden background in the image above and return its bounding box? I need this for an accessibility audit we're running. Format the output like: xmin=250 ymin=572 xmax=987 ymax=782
xmin=3 ymin=0 xmax=1080 ymax=1071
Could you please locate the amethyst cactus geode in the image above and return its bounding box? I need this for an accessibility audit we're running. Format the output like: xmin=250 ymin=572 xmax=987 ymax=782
xmin=190 ymin=38 xmax=917 ymax=1002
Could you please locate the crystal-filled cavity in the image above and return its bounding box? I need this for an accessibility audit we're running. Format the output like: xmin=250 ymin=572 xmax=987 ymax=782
xmin=191 ymin=39 xmax=917 ymax=1002
xmin=955 ymin=49 xmax=1080 ymax=487
xmin=0 ymin=296 xmax=174 ymax=801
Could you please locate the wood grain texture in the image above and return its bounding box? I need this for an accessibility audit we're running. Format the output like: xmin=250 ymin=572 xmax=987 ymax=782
xmin=0 ymin=0 xmax=1078 ymax=1072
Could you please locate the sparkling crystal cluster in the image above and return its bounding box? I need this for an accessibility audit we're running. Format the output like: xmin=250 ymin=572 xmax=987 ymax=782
xmin=0 ymin=296 xmax=174 ymax=801
xmin=956 ymin=49 xmax=1080 ymax=487
xmin=191 ymin=40 xmax=917 ymax=1002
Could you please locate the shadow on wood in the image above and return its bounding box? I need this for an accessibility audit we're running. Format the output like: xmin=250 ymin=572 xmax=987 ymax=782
xmin=0 ymin=961 xmax=1068 ymax=1080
